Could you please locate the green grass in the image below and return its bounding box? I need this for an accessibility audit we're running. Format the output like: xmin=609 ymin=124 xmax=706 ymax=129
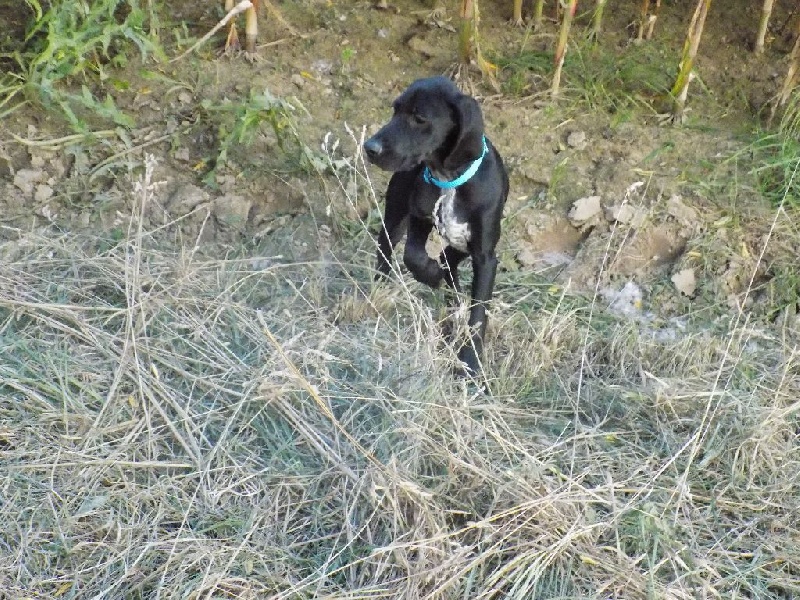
xmin=749 ymin=125 xmax=800 ymax=211
xmin=496 ymin=38 xmax=673 ymax=115
xmin=1 ymin=1 xmax=314 ymax=190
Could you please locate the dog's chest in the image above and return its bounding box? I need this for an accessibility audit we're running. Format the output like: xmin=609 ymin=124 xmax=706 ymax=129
xmin=433 ymin=189 xmax=471 ymax=253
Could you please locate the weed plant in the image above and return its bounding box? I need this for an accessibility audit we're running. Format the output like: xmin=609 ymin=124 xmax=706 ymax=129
xmin=200 ymin=88 xmax=320 ymax=185
xmin=0 ymin=0 xmax=162 ymax=128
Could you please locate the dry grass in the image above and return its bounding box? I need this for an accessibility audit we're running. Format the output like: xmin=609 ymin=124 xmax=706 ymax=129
xmin=1 ymin=155 xmax=799 ymax=599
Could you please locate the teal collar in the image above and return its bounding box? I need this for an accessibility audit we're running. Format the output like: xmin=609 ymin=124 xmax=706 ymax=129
xmin=423 ymin=136 xmax=488 ymax=189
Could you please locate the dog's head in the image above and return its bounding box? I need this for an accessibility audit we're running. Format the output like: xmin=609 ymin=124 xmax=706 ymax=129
xmin=363 ymin=76 xmax=485 ymax=173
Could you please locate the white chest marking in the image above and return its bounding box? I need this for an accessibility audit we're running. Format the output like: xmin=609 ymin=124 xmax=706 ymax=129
xmin=433 ymin=189 xmax=471 ymax=253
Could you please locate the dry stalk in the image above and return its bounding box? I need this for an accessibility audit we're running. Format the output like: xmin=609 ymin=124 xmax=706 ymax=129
xmin=171 ymin=0 xmax=252 ymax=62
xmin=552 ymin=0 xmax=579 ymax=97
xmin=755 ymin=0 xmax=775 ymax=54
xmin=771 ymin=19 xmax=800 ymax=120
xmin=637 ymin=0 xmax=650 ymax=42
xmin=636 ymin=0 xmax=661 ymax=41
xmin=512 ymin=0 xmax=524 ymax=26
xmin=533 ymin=0 xmax=545 ymax=30
xmin=645 ymin=0 xmax=661 ymax=39
xmin=670 ymin=0 xmax=713 ymax=121
xmin=590 ymin=0 xmax=609 ymax=41
xmin=457 ymin=0 xmax=498 ymax=88
xmin=244 ymin=0 xmax=259 ymax=53
xmin=458 ymin=0 xmax=475 ymax=65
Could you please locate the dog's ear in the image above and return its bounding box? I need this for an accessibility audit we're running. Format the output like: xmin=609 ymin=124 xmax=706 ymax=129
xmin=443 ymin=94 xmax=485 ymax=170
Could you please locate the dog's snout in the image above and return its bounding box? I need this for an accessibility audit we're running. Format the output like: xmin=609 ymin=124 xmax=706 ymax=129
xmin=363 ymin=137 xmax=383 ymax=161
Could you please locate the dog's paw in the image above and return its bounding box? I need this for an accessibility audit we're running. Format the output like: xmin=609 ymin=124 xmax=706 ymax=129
xmin=457 ymin=345 xmax=480 ymax=378
xmin=453 ymin=348 xmax=491 ymax=394
xmin=374 ymin=257 xmax=395 ymax=281
xmin=416 ymin=263 xmax=445 ymax=289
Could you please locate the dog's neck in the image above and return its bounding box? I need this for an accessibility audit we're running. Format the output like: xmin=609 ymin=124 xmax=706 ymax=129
xmin=426 ymin=163 xmax=456 ymax=181
xmin=426 ymin=156 xmax=471 ymax=179
xmin=424 ymin=136 xmax=488 ymax=189
xmin=426 ymin=148 xmax=467 ymax=177
xmin=424 ymin=160 xmax=475 ymax=188
xmin=424 ymin=154 xmax=449 ymax=177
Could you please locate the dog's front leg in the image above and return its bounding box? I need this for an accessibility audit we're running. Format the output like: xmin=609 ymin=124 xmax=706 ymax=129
xmin=459 ymin=251 xmax=498 ymax=375
xmin=403 ymin=215 xmax=444 ymax=288
xmin=376 ymin=214 xmax=408 ymax=278
xmin=375 ymin=174 xmax=412 ymax=278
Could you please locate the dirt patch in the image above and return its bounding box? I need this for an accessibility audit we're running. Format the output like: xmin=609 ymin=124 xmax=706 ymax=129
xmin=0 ymin=0 xmax=798 ymax=329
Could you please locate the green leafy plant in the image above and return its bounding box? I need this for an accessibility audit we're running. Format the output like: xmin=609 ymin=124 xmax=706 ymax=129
xmin=200 ymin=88 xmax=318 ymax=185
xmin=340 ymin=45 xmax=355 ymax=65
xmin=1 ymin=0 xmax=162 ymax=129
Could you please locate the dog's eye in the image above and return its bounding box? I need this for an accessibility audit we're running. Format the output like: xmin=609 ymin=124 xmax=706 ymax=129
xmin=411 ymin=114 xmax=427 ymax=126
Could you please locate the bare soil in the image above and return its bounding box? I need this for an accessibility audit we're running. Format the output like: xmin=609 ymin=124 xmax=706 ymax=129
xmin=1 ymin=0 xmax=799 ymax=329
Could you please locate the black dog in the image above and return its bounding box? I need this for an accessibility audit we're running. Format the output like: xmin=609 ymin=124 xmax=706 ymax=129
xmin=363 ymin=76 xmax=509 ymax=376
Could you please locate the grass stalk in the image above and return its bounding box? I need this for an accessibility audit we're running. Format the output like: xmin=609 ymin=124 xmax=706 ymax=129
xmin=771 ymin=20 xmax=800 ymax=122
xmin=512 ymin=0 xmax=524 ymax=26
xmin=224 ymin=0 xmax=241 ymax=49
xmin=533 ymin=0 xmax=545 ymax=30
xmin=637 ymin=0 xmax=650 ymax=42
xmin=457 ymin=0 xmax=498 ymax=87
xmin=458 ymin=0 xmax=475 ymax=64
xmin=645 ymin=0 xmax=661 ymax=40
xmin=754 ymin=0 xmax=775 ymax=54
xmin=552 ymin=0 xmax=579 ymax=97
xmin=245 ymin=0 xmax=259 ymax=54
xmin=669 ymin=0 xmax=712 ymax=121
xmin=590 ymin=0 xmax=608 ymax=41
xmin=174 ymin=0 xmax=252 ymax=61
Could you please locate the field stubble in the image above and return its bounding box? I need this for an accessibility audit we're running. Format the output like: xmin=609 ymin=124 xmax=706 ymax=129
xmin=1 ymin=150 xmax=799 ymax=599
